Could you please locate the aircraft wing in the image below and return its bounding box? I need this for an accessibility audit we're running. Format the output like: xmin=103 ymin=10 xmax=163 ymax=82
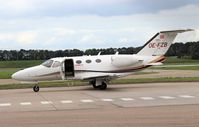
xmin=83 ymin=75 xmax=110 ymax=80
xmin=82 ymin=74 xmax=121 ymax=81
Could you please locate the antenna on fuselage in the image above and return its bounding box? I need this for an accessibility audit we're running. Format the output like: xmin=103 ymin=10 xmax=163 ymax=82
xmin=97 ymin=52 xmax=101 ymax=56
xmin=115 ymin=52 xmax=119 ymax=55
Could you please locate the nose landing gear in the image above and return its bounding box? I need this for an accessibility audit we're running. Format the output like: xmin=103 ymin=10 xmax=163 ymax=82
xmin=33 ymin=85 xmax=40 ymax=92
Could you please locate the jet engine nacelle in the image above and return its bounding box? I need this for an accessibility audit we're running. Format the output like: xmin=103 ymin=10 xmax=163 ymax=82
xmin=111 ymin=55 xmax=142 ymax=67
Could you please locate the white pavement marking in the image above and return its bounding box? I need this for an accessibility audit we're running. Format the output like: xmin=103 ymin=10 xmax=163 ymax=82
xmin=140 ymin=97 xmax=155 ymax=100
xmin=41 ymin=101 xmax=53 ymax=105
xmin=159 ymin=96 xmax=175 ymax=99
xmin=179 ymin=95 xmax=195 ymax=98
xmin=20 ymin=102 xmax=32 ymax=106
xmin=120 ymin=98 xmax=134 ymax=101
xmin=0 ymin=103 xmax=11 ymax=107
xmin=101 ymin=99 xmax=114 ymax=102
xmin=61 ymin=100 xmax=73 ymax=104
xmin=81 ymin=99 xmax=94 ymax=103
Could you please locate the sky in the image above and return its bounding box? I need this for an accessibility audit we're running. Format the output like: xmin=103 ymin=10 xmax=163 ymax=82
xmin=0 ymin=0 xmax=199 ymax=50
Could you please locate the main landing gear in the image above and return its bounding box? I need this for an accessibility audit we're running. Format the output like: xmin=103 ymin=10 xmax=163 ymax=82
xmin=33 ymin=85 xmax=40 ymax=92
xmin=90 ymin=80 xmax=107 ymax=90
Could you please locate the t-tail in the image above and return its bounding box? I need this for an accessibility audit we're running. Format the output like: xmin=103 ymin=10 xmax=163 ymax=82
xmin=137 ymin=29 xmax=193 ymax=56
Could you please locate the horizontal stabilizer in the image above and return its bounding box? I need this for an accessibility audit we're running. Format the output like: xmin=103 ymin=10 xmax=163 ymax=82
xmin=146 ymin=62 xmax=163 ymax=66
xmin=160 ymin=29 xmax=194 ymax=33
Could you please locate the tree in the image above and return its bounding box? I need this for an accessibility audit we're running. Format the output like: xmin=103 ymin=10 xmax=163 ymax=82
xmin=0 ymin=42 xmax=199 ymax=61
xmin=190 ymin=42 xmax=199 ymax=59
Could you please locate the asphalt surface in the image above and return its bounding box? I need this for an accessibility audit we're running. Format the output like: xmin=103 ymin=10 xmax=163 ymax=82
xmin=0 ymin=82 xmax=199 ymax=127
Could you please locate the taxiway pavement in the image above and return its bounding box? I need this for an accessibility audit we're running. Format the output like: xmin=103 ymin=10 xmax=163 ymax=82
xmin=0 ymin=82 xmax=199 ymax=127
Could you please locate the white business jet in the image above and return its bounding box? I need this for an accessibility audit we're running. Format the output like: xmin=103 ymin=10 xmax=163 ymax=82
xmin=12 ymin=29 xmax=193 ymax=92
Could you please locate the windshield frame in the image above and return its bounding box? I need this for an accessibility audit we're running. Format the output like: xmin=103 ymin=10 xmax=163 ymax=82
xmin=42 ymin=60 xmax=54 ymax=68
xmin=52 ymin=61 xmax=61 ymax=68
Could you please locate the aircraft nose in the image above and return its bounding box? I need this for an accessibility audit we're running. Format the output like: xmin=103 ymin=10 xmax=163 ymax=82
xmin=11 ymin=66 xmax=42 ymax=81
xmin=11 ymin=72 xmax=20 ymax=80
xmin=12 ymin=70 xmax=27 ymax=81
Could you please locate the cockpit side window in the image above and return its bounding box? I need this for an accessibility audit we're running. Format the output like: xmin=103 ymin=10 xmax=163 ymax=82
xmin=42 ymin=60 xmax=54 ymax=68
xmin=52 ymin=61 xmax=61 ymax=68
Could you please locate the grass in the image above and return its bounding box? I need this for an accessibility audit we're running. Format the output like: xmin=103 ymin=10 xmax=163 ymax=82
xmin=0 ymin=57 xmax=198 ymax=68
xmin=150 ymin=57 xmax=199 ymax=70
xmin=0 ymin=69 xmax=158 ymax=79
xmin=164 ymin=57 xmax=199 ymax=65
xmin=0 ymin=57 xmax=198 ymax=79
xmin=0 ymin=57 xmax=199 ymax=79
xmin=0 ymin=57 xmax=197 ymax=90
xmin=0 ymin=68 xmax=21 ymax=79
xmin=111 ymin=77 xmax=199 ymax=84
xmin=134 ymin=71 xmax=158 ymax=75
xmin=0 ymin=77 xmax=199 ymax=90
xmin=152 ymin=66 xmax=199 ymax=70
xmin=0 ymin=60 xmax=43 ymax=68
xmin=0 ymin=72 xmax=14 ymax=79
xmin=0 ymin=60 xmax=43 ymax=79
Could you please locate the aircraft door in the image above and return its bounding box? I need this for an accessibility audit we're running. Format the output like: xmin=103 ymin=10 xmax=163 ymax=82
xmin=64 ymin=59 xmax=75 ymax=77
xmin=60 ymin=61 xmax=65 ymax=80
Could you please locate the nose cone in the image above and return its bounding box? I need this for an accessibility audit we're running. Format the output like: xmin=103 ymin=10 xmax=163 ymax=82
xmin=12 ymin=71 xmax=22 ymax=81
xmin=11 ymin=65 xmax=44 ymax=81
xmin=11 ymin=73 xmax=16 ymax=79
xmin=12 ymin=69 xmax=30 ymax=81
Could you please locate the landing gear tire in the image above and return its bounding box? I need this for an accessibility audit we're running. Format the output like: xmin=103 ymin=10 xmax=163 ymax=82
xmin=33 ymin=85 xmax=40 ymax=92
xmin=99 ymin=82 xmax=107 ymax=90
xmin=90 ymin=80 xmax=99 ymax=89
xmin=92 ymin=84 xmax=99 ymax=89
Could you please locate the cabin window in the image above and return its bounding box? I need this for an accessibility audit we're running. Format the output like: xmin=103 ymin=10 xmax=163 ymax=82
xmin=95 ymin=59 xmax=101 ymax=63
xmin=52 ymin=61 xmax=61 ymax=68
xmin=76 ymin=60 xmax=82 ymax=64
xmin=86 ymin=60 xmax=92 ymax=64
xmin=42 ymin=60 xmax=53 ymax=68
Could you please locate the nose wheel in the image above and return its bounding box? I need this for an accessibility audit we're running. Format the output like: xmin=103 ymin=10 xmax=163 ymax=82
xmin=33 ymin=85 xmax=40 ymax=92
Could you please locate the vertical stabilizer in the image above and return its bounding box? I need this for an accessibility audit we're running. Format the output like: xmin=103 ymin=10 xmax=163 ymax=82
xmin=137 ymin=29 xmax=193 ymax=56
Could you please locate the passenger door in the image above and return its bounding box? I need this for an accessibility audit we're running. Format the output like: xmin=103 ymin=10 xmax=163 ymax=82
xmin=64 ymin=59 xmax=75 ymax=78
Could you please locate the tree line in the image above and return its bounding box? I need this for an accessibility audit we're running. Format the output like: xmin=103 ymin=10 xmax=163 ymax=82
xmin=0 ymin=41 xmax=199 ymax=61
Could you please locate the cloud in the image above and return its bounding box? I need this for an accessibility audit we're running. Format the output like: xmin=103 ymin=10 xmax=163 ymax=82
xmin=0 ymin=4 xmax=198 ymax=50
xmin=0 ymin=0 xmax=35 ymax=16
xmin=0 ymin=0 xmax=135 ymax=18
xmin=119 ymin=38 xmax=129 ymax=43
xmin=0 ymin=31 xmax=37 ymax=44
xmin=79 ymin=34 xmax=103 ymax=45
xmin=16 ymin=31 xmax=37 ymax=44
xmin=194 ymin=30 xmax=199 ymax=41
xmin=0 ymin=0 xmax=198 ymax=18
xmin=53 ymin=28 xmax=76 ymax=36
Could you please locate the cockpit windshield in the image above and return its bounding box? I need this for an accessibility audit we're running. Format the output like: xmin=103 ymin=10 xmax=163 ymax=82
xmin=52 ymin=61 xmax=61 ymax=68
xmin=42 ymin=60 xmax=54 ymax=68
